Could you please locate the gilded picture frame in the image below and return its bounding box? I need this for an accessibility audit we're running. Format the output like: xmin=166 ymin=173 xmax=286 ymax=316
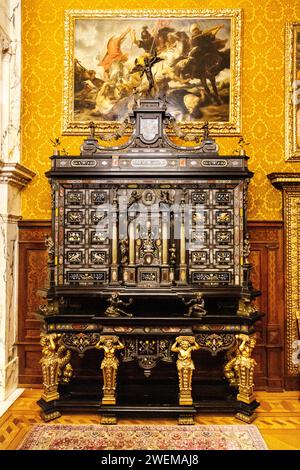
xmin=285 ymin=22 xmax=300 ymax=161
xmin=63 ymin=9 xmax=242 ymax=136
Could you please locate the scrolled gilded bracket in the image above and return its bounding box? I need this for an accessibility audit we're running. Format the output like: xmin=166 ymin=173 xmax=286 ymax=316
xmin=171 ymin=336 xmax=200 ymax=406
xmin=40 ymin=333 xmax=73 ymax=402
xmin=95 ymin=335 xmax=124 ymax=405
xmin=38 ymin=297 xmax=64 ymax=317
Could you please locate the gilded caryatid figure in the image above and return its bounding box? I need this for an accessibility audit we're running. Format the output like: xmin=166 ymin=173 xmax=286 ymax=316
xmin=40 ymin=333 xmax=73 ymax=403
xmin=96 ymin=335 xmax=124 ymax=405
xmin=224 ymin=334 xmax=257 ymax=405
xmin=171 ymin=336 xmax=200 ymax=405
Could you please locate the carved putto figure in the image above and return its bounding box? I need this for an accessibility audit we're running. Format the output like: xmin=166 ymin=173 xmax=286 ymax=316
xmin=119 ymin=238 xmax=129 ymax=264
xmin=169 ymin=243 xmax=177 ymax=265
xmin=128 ymin=190 xmax=141 ymax=207
xmin=96 ymin=335 xmax=124 ymax=370
xmin=45 ymin=234 xmax=55 ymax=263
xmin=171 ymin=336 xmax=200 ymax=405
xmin=104 ymin=293 xmax=133 ymax=317
xmin=160 ymin=190 xmax=175 ymax=205
xmin=183 ymin=292 xmax=207 ymax=318
xmin=243 ymin=233 xmax=251 ymax=264
xmin=96 ymin=335 xmax=124 ymax=405
xmin=171 ymin=336 xmax=200 ymax=371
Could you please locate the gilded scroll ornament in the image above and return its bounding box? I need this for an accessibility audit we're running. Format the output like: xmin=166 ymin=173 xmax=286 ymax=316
xmin=224 ymin=334 xmax=257 ymax=404
xmin=96 ymin=335 xmax=124 ymax=405
xmin=119 ymin=238 xmax=129 ymax=264
xmin=40 ymin=333 xmax=73 ymax=402
xmin=171 ymin=336 xmax=200 ymax=405
xmin=237 ymin=298 xmax=258 ymax=317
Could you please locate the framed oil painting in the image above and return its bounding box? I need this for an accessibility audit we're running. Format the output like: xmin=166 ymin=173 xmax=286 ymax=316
xmin=63 ymin=9 xmax=242 ymax=135
xmin=285 ymin=23 xmax=300 ymax=161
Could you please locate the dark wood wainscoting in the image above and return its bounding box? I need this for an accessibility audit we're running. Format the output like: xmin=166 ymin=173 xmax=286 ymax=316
xmin=18 ymin=220 xmax=51 ymax=385
xmin=17 ymin=220 xmax=286 ymax=390
xmin=249 ymin=221 xmax=284 ymax=390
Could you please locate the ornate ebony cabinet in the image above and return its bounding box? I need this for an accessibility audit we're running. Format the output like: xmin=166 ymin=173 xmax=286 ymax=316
xmin=38 ymin=99 xmax=261 ymax=424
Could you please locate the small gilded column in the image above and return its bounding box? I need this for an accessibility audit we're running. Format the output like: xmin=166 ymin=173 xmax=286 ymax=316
xmin=110 ymin=194 xmax=119 ymax=284
xmin=178 ymin=193 xmax=187 ymax=284
xmin=162 ymin=212 xmax=168 ymax=265
xmin=171 ymin=336 xmax=200 ymax=405
xmin=96 ymin=335 xmax=124 ymax=405
xmin=161 ymin=211 xmax=171 ymax=285
xmin=129 ymin=217 xmax=135 ymax=265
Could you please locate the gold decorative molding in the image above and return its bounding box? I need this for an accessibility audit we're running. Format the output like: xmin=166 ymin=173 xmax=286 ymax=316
xmin=268 ymin=173 xmax=300 ymax=374
xmin=0 ymin=163 xmax=35 ymax=190
xmin=63 ymin=8 xmax=242 ymax=136
xmin=285 ymin=23 xmax=300 ymax=161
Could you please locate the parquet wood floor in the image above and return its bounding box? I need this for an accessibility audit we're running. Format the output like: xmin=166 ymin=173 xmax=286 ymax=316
xmin=0 ymin=390 xmax=300 ymax=450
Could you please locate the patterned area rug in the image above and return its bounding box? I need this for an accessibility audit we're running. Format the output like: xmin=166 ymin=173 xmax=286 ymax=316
xmin=19 ymin=424 xmax=268 ymax=450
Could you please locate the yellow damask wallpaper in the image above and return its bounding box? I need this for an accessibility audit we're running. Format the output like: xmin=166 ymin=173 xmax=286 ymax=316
xmin=21 ymin=0 xmax=300 ymax=220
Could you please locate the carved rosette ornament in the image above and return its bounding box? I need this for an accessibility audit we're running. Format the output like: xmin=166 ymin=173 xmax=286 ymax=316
xmin=171 ymin=336 xmax=200 ymax=406
xmin=224 ymin=334 xmax=257 ymax=405
xmin=40 ymin=333 xmax=73 ymax=403
xmin=96 ymin=335 xmax=124 ymax=405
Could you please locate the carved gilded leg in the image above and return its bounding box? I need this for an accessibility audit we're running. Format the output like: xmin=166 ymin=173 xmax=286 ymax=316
xmin=178 ymin=366 xmax=193 ymax=405
xmin=224 ymin=334 xmax=258 ymax=423
xmin=101 ymin=366 xmax=117 ymax=405
xmin=235 ymin=361 xmax=256 ymax=405
xmin=40 ymin=334 xmax=61 ymax=403
xmin=171 ymin=336 xmax=199 ymax=407
xmin=96 ymin=335 xmax=124 ymax=407
xmin=41 ymin=361 xmax=60 ymax=402
xmin=38 ymin=333 xmax=73 ymax=422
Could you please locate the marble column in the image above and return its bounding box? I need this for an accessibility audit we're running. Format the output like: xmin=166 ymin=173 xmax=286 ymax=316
xmin=0 ymin=0 xmax=35 ymax=400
